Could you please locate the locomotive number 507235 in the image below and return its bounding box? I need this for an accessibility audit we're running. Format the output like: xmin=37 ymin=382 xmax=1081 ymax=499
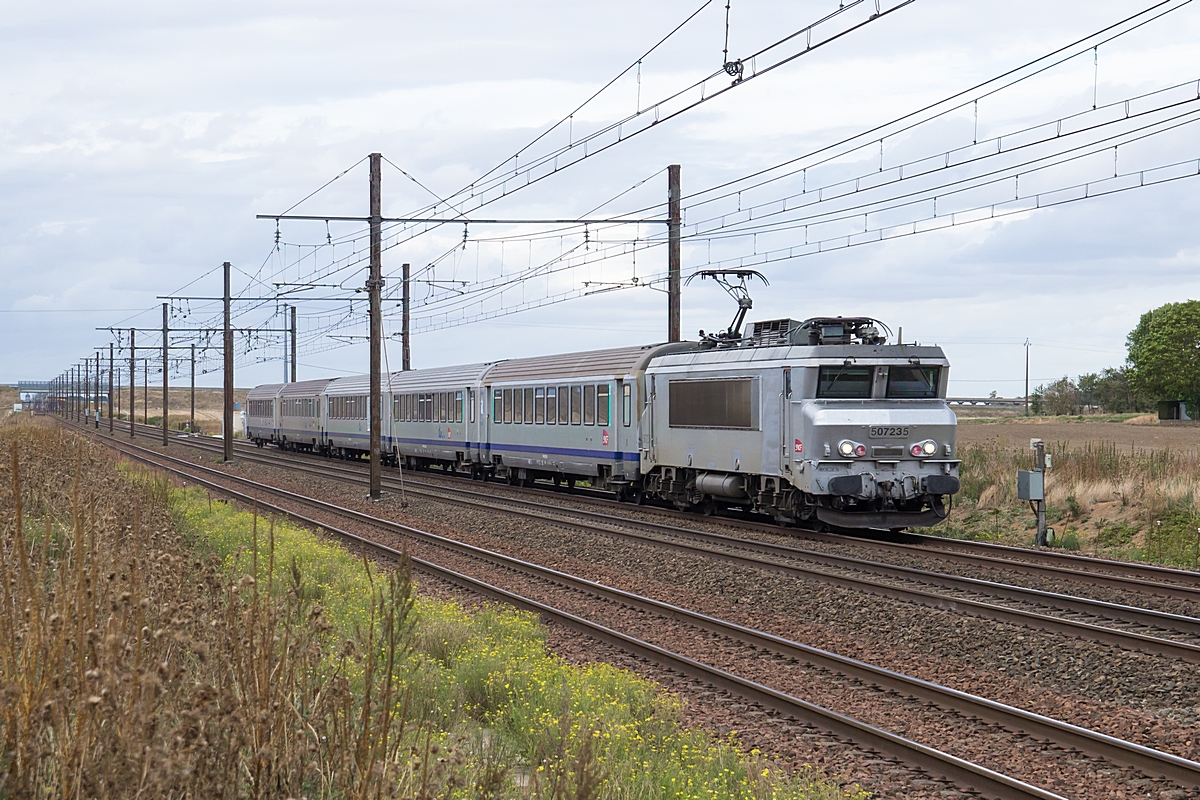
xmin=868 ymin=426 xmax=909 ymax=438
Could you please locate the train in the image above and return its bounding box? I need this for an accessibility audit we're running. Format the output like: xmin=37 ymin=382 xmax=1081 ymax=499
xmin=246 ymin=315 xmax=960 ymax=530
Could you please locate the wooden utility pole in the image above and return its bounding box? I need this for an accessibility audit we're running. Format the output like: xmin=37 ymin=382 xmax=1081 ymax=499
xmin=668 ymin=164 xmax=682 ymax=343
xmin=223 ymin=261 xmax=234 ymax=462
xmin=143 ymin=360 xmax=148 ymax=424
xmin=282 ymin=304 xmax=289 ymax=383
xmin=108 ymin=343 xmax=114 ymax=433
xmin=94 ymin=351 xmax=100 ymax=429
xmin=290 ymin=305 xmax=298 ymax=383
xmin=401 ymin=262 xmax=411 ymax=371
xmin=1024 ymin=339 xmax=1031 ymax=416
xmin=190 ymin=344 xmax=196 ymax=433
xmin=129 ymin=329 xmax=136 ymax=438
xmin=368 ymin=153 xmax=383 ymax=500
xmin=83 ymin=359 xmax=89 ymax=423
xmin=162 ymin=302 xmax=169 ymax=446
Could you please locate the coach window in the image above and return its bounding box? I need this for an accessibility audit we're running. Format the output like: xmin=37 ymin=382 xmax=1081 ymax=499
xmin=513 ymin=388 xmax=524 ymax=424
xmin=523 ymin=387 xmax=534 ymax=424
xmin=570 ymin=385 xmax=582 ymax=425
xmin=503 ymin=389 xmax=513 ymax=423
xmin=456 ymin=391 xmax=464 ymax=423
xmin=493 ymin=389 xmax=502 ymax=422
xmin=622 ymin=384 xmax=632 ymax=426
xmin=468 ymin=389 xmax=475 ymax=423
xmin=546 ymin=387 xmax=557 ymax=424
xmin=597 ymin=384 xmax=610 ymax=426
xmin=557 ymin=386 xmax=570 ymax=424
xmin=584 ymin=385 xmax=596 ymax=425
xmin=534 ymin=388 xmax=545 ymax=423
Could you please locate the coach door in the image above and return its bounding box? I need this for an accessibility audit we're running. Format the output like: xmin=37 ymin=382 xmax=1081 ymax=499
xmin=781 ymin=368 xmax=793 ymax=474
xmin=638 ymin=374 xmax=657 ymax=470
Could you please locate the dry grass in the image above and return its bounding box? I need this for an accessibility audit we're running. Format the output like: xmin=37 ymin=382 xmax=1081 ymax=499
xmin=0 ymin=425 xmax=435 ymax=798
xmin=945 ymin=440 xmax=1200 ymax=566
xmin=1 ymin=423 xmax=856 ymax=800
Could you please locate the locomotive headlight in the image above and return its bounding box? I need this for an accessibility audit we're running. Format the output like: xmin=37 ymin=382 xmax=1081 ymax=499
xmin=911 ymin=440 xmax=938 ymax=457
xmin=839 ymin=440 xmax=866 ymax=458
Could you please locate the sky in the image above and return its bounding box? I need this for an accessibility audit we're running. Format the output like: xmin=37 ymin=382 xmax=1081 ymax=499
xmin=2 ymin=0 xmax=1199 ymax=397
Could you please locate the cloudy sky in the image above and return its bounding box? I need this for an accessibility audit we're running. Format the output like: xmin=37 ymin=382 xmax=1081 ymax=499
xmin=3 ymin=0 xmax=1199 ymax=396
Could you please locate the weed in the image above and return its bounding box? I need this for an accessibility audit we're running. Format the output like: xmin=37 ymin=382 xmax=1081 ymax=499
xmin=1066 ymin=495 xmax=1081 ymax=519
xmin=1 ymin=423 xmax=856 ymax=799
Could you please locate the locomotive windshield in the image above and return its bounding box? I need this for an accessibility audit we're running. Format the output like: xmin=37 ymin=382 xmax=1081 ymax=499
xmin=886 ymin=365 xmax=941 ymax=399
xmin=816 ymin=366 xmax=873 ymax=399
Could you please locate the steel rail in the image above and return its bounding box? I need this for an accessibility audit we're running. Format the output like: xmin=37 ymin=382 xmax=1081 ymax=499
xmin=105 ymin=423 xmax=1200 ymax=661
xmin=122 ymin=420 xmax=1200 ymax=593
xmin=85 ymin=433 xmax=1154 ymax=798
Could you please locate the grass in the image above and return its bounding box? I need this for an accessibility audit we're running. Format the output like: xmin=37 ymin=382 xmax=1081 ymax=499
xmin=936 ymin=439 xmax=1200 ymax=567
xmin=960 ymin=412 xmax=1148 ymax=424
xmin=0 ymin=422 xmax=860 ymax=799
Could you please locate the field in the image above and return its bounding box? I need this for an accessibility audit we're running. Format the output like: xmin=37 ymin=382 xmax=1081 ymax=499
xmin=945 ymin=415 xmax=1200 ymax=566
xmin=0 ymin=419 xmax=853 ymax=800
xmin=82 ymin=386 xmax=248 ymax=432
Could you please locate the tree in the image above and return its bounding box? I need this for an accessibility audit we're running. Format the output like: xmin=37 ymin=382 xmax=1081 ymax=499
xmin=1127 ymin=300 xmax=1200 ymax=416
xmin=1084 ymin=367 xmax=1150 ymax=413
xmin=1037 ymin=377 xmax=1081 ymax=416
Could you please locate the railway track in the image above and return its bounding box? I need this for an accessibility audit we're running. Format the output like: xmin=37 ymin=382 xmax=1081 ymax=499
xmin=105 ymin=422 xmax=1200 ymax=663
xmin=117 ymin=419 xmax=1200 ymax=596
xmin=79 ymin=423 xmax=1200 ymax=799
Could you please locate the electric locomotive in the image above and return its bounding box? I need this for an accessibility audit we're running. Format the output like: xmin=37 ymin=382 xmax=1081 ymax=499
xmin=639 ymin=316 xmax=958 ymax=528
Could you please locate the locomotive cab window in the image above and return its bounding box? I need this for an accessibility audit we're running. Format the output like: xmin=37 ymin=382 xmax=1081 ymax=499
xmin=816 ymin=366 xmax=874 ymax=399
xmin=886 ymin=365 xmax=941 ymax=399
